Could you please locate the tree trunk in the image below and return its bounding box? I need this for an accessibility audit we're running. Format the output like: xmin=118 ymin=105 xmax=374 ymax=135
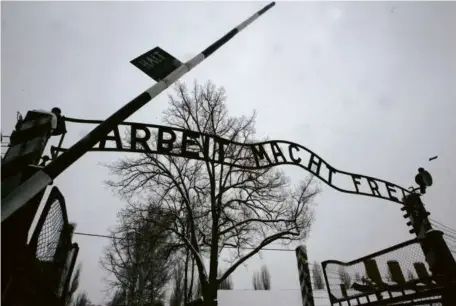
xmin=202 ymin=282 xmax=218 ymax=306
xmin=184 ymin=247 xmax=189 ymax=304
xmin=205 ymin=182 xmax=220 ymax=306
xmin=188 ymin=256 xmax=195 ymax=301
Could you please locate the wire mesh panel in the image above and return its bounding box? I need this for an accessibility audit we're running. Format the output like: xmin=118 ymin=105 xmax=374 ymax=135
xmin=322 ymin=237 xmax=444 ymax=306
xmin=34 ymin=198 xmax=66 ymax=261
xmin=28 ymin=186 xmax=71 ymax=294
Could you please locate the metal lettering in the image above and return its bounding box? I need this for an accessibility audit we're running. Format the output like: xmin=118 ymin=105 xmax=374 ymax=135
xmin=157 ymin=127 xmax=176 ymax=153
xmin=270 ymin=142 xmax=287 ymax=163
xmin=251 ymin=144 xmax=272 ymax=167
xmin=288 ymin=144 xmax=302 ymax=164
xmin=181 ymin=130 xmax=200 ymax=159
xmin=367 ymin=178 xmax=381 ymax=196
xmin=98 ymin=126 xmax=122 ymax=150
xmin=386 ymin=183 xmax=399 ymax=202
xmin=352 ymin=175 xmax=362 ymax=193
xmin=58 ymin=118 xmax=412 ymax=204
xmin=130 ymin=124 xmax=151 ymax=152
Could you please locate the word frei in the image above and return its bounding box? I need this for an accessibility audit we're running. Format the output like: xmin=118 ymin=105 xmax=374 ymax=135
xmin=58 ymin=120 xmax=410 ymax=204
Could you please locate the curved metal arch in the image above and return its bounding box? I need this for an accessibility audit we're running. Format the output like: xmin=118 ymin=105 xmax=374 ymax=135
xmin=55 ymin=117 xmax=411 ymax=204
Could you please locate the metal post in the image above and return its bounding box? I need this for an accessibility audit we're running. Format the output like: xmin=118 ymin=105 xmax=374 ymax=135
xmin=295 ymin=246 xmax=315 ymax=306
xmin=1 ymin=2 xmax=276 ymax=223
xmin=60 ymin=243 xmax=79 ymax=302
xmin=402 ymin=193 xmax=456 ymax=305
xmin=423 ymin=230 xmax=456 ymax=305
xmin=401 ymin=193 xmax=432 ymax=239
xmin=1 ymin=111 xmax=54 ymax=199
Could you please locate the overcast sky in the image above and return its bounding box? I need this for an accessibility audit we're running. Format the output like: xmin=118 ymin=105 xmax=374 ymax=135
xmin=2 ymin=1 xmax=456 ymax=304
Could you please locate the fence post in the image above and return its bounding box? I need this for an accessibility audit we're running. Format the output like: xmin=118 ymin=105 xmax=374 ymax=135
xmin=2 ymin=110 xmax=56 ymax=303
xmin=295 ymin=246 xmax=315 ymax=306
xmin=423 ymin=230 xmax=456 ymax=305
xmin=402 ymin=194 xmax=456 ymax=305
xmin=59 ymin=243 xmax=79 ymax=302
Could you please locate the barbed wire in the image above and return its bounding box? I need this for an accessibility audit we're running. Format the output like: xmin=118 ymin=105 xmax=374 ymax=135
xmin=431 ymin=225 xmax=456 ymax=239
xmin=72 ymin=232 xmax=440 ymax=288
xmin=74 ymin=216 xmax=456 ymax=261
xmin=72 ymin=233 xmax=351 ymax=293
xmin=74 ymin=225 xmax=456 ymax=259
xmin=72 ymin=232 xmax=380 ymax=280
xmin=429 ymin=221 xmax=456 ymax=254
xmin=430 ymin=218 xmax=456 ymax=235
xmin=73 ymin=231 xmax=298 ymax=252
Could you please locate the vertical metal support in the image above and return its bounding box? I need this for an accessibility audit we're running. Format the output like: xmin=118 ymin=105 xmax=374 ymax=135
xmin=1 ymin=111 xmax=54 ymax=198
xmin=1 ymin=111 xmax=56 ymax=303
xmin=402 ymin=193 xmax=432 ymax=239
xmin=402 ymin=193 xmax=456 ymax=305
xmin=321 ymin=261 xmax=335 ymax=305
xmin=295 ymin=246 xmax=315 ymax=306
xmin=423 ymin=230 xmax=456 ymax=305
xmin=54 ymin=222 xmax=74 ymax=295
xmin=51 ymin=131 xmax=67 ymax=160
xmin=59 ymin=243 xmax=79 ymax=302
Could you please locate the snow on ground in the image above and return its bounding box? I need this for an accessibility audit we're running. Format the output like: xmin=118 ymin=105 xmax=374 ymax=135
xmin=218 ymin=289 xmax=331 ymax=306
xmin=218 ymin=289 xmax=443 ymax=306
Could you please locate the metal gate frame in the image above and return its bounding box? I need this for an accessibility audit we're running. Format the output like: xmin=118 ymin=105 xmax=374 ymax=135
xmin=321 ymin=234 xmax=446 ymax=306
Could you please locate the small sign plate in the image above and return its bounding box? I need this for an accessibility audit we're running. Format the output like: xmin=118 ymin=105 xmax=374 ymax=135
xmin=130 ymin=47 xmax=182 ymax=82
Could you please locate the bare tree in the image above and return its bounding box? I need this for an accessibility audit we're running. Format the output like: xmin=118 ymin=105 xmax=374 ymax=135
xmin=106 ymin=81 xmax=319 ymax=306
xmin=217 ymin=269 xmax=233 ymax=290
xmin=185 ymin=255 xmax=197 ymax=303
xmin=312 ymin=261 xmax=325 ymax=290
xmin=170 ymin=262 xmax=185 ymax=306
xmin=100 ymin=207 xmax=175 ymax=306
xmin=252 ymin=265 xmax=271 ymax=290
xmin=194 ymin=278 xmax=202 ymax=300
xmin=107 ymin=290 xmax=126 ymax=306
xmin=338 ymin=267 xmax=351 ymax=289
xmin=73 ymin=292 xmax=91 ymax=306
xmin=253 ymin=272 xmax=261 ymax=290
xmin=261 ymin=265 xmax=271 ymax=290
xmin=354 ymin=272 xmax=362 ymax=283
xmin=108 ymin=289 xmax=166 ymax=306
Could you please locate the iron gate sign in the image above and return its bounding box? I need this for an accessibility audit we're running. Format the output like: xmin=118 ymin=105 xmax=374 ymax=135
xmin=54 ymin=117 xmax=411 ymax=204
